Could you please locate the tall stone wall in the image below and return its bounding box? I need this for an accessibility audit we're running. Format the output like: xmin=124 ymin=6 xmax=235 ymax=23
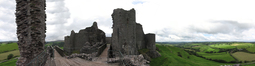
xmin=110 ymin=8 xmax=161 ymax=59
xmin=136 ymin=23 xmax=145 ymax=50
xmin=106 ymin=37 xmax=112 ymax=44
xmin=15 ymin=0 xmax=46 ymax=65
xmin=145 ymin=33 xmax=156 ymax=51
xmin=145 ymin=33 xmax=161 ymax=58
xmin=64 ymin=36 xmax=72 ymax=54
xmin=111 ymin=8 xmax=139 ymax=56
xmin=64 ymin=22 xmax=106 ymax=55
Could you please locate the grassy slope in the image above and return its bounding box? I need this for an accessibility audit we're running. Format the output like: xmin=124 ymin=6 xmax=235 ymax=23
xmin=242 ymin=63 xmax=255 ymax=66
xmin=0 ymin=43 xmax=19 ymax=53
xmin=232 ymin=43 xmax=254 ymax=49
xmin=204 ymin=48 xmax=219 ymax=52
xmin=0 ymin=59 xmax=17 ymax=66
xmin=150 ymin=44 xmax=231 ymax=66
xmin=246 ymin=46 xmax=255 ymax=53
xmin=197 ymin=52 xmax=236 ymax=62
xmin=210 ymin=44 xmax=236 ymax=49
xmin=0 ymin=50 xmax=20 ymax=61
xmin=59 ymin=47 xmax=64 ymax=49
xmin=232 ymin=52 xmax=255 ymax=61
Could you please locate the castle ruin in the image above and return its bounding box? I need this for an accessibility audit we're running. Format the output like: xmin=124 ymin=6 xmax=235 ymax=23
xmin=62 ymin=8 xmax=160 ymax=65
xmin=64 ymin=22 xmax=106 ymax=55
xmin=109 ymin=8 xmax=161 ymax=58
xmin=15 ymin=0 xmax=46 ymax=65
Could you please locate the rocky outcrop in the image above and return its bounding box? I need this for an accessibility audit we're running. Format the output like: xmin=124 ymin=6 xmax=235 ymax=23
xmin=15 ymin=0 xmax=46 ymax=65
xmin=110 ymin=8 xmax=161 ymax=59
xmin=64 ymin=22 xmax=106 ymax=55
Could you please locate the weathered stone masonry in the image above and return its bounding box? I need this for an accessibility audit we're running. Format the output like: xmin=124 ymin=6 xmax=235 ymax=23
xmin=64 ymin=22 xmax=106 ymax=55
xmin=15 ymin=0 xmax=46 ymax=65
xmin=110 ymin=8 xmax=161 ymax=58
xmin=111 ymin=8 xmax=139 ymax=56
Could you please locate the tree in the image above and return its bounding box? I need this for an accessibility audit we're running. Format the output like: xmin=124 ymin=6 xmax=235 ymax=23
xmin=7 ymin=54 xmax=14 ymax=60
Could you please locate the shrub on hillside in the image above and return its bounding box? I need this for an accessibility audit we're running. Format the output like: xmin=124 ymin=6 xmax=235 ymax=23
xmin=177 ymin=52 xmax=182 ymax=57
xmin=7 ymin=54 xmax=13 ymax=60
xmin=244 ymin=61 xmax=249 ymax=63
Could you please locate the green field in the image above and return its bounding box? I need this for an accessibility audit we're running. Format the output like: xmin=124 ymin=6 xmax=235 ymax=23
xmin=246 ymin=46 xmax=255 ymax=53
xmin=232 ymin=52 xmax=255 ymax=62
xmin=0 ymin=59 xmax=17 ymax=66
xmin=231 ymin=43 xmax=254 ymax=49
xmin=59 ymin=47 xmax=64 ymax=49
xmin=150 ymin=44 xmax=231 ymax=66
xmin=0 ymin=43 xmax=19 ymax=53
xmin=203 ymin=48 xmax=220 ymax=53
xmin=0 ymin=50 xmax=20 ymax=61
xmin=209 ymin=44 xmax=236 ymax=49
xmin=196 ymin=52 xmax=236 ymax=62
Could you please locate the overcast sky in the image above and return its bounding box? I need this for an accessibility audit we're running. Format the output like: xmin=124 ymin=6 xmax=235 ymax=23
xmin=1 ymin=0 xmax=255 ymax=42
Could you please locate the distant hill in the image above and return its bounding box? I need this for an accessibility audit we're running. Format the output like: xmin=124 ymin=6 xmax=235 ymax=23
xmin=45 ymin=40 xmax=64 ymax=47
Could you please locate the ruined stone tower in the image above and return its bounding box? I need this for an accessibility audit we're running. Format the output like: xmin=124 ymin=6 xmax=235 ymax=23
xmin=111 ymin=8 xmax=139 ymax=56
xmin=110 ymin=8 xmax=161 ymax=59
xmin=64 ymin=22 xmax=106 ymax=55
xmin=15 ymin=0 xmax=46 ymax=65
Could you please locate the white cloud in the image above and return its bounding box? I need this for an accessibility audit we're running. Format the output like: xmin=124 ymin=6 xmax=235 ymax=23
xmin=1 ymin=0 xmax=255 ymax=42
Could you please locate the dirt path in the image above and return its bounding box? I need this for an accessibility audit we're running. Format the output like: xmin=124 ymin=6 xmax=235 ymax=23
xmin=97 ymin=44 xmax=110 ymax=62
xmin=53 ymin=44 xmax=119 ymax=66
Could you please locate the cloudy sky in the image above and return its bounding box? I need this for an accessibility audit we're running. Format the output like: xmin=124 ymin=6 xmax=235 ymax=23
xmin=1 ymin=0 xmax=255 ymax=42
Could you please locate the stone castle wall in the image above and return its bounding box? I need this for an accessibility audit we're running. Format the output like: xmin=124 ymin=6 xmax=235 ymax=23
xmin=106 ymin=37 xmax=112 ymax=44
xmin=145 ymin=33 xmax=156 ymax=51
xmin=15 ymin=0 xmax=46 ymax=65
xmin=64 ymin=22 xmax=106 ymax=55
xmin=111 ymin=8 xmax=139 ymax=56
xmin=110 ymin=8 xmax=161 ymax=58
xmin=136 ymin=23 xmax=145 ymax=50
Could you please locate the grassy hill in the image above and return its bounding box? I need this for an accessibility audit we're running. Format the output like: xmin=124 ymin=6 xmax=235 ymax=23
xmin=0 ymin=50 xmax=20 ymax=61
xmin=196 ymin=52 xmax=236 ymax=62
xmin=246 ymin=46 xmax=255 ymax=53
xmin=232 ymin=52 xmax=255 ymax=62
xmin=0 ymin=43 xmax=19 ymax=53
xmin=45 ymin=41 xmax=64 ymax=47
xmin=0 ymin=59 xmax=18 ymax=66
xmin=150 ymin=44 xmax=232 ymax=66
xmin=0 ymin=43 xmax=20 ymax=61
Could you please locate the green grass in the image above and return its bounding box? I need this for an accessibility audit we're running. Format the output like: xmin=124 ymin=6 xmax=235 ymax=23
xmin=203 ymin=48 xmax=220 ymax=53
xmin=0 ymin=50 xmax=20 ymax=61
xmin=196 ymin=52 xmax=236 ymax=62
xmin=0 ymin=59 xmax=17 ymax=66
xmin=190 ymin=45 xmax=219 ymax=53
xmin=246 ymin=46 xmax=255 ymax=53
xmin=0 ymin=43 xmax=6 ymax=46
xmin=59 ymin=47 xmax=64 ymax=49
xmin=242 ymin=63 xmax=255 ymax=66
xmin=150 ymin=44 xmax=231 ymax=66
xmin=232 ymin=52 xmax=255 ymax=62
xmin=210 ymin=44 xmax=236 ymax=49
xmin=231 ymin=43 xmax=254 ymax=49
xmin=0 ymin=43 xmax=19 ymax=53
